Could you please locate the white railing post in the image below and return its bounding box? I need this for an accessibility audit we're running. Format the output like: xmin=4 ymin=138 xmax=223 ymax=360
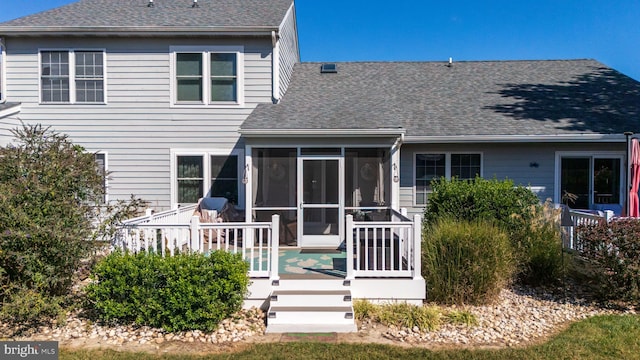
xmin=413 ymin=214 xmax=423 ymax=280
xmin=270 ymin=214 xmax=280 ymax=281
xmin=346 ymin=215 xmax=355 ymax=280
xmin=190 ymin=215 xmax=200 ymax=253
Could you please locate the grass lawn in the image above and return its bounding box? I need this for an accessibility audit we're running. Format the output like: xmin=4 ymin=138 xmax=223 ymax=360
xmin=61 ymin=314 xmax=640 ymax=360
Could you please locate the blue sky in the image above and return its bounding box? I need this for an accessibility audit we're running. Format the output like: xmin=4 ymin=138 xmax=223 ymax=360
xmin=1 ymin=0 xmax=639 ymax=80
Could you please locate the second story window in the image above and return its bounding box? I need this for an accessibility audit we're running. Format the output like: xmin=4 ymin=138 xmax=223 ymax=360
xmin=40 ymin=49 xmax=105 ymax=104
xmin=171 ymin=46 xmax=244 ymax=106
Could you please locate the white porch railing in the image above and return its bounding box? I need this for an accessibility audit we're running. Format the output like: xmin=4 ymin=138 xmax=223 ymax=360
xmin=114 ymin=213 xmax=280 ymax=280
xmin=345 ymin=209 xmax=422 ymax=280
xmin=121 ymin=204 xmax=199 ymax=225
xmin=566 ymin=209 xmax=607 ymax=251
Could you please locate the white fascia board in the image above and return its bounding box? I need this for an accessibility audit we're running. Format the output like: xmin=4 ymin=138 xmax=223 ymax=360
xmin=404 ymin=134 xmax=628 ymax=143
xmin=0 ymin=26 xmax=277 ymax=37
xmin=239 ymin=128 xmax=406 ymax=138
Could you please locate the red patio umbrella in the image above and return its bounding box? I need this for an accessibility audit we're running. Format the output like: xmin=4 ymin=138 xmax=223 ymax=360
xmin=629 ymin=138 xmax=640 ymax=217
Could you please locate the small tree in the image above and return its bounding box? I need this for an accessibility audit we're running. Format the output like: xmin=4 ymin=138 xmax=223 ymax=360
xmin=0 ymin=124 xmax=146 ymax=302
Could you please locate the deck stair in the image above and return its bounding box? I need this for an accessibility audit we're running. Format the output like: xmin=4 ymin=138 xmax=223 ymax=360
xmin=265 ymin=279 xmax=357 ymax=333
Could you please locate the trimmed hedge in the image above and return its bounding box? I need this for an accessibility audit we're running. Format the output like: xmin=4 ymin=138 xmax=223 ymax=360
xmin=86 ymin=251 xmax=249 ymax=332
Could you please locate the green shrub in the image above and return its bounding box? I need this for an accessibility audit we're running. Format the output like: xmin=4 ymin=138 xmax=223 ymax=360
xmin=517 ymin=203 xmax=564 ymax=285
xmin=424 ymin=177 xmax=564 ymax=285
xmin=353 ymin=299 xmax=379 ymax=321
xmin=577 ymin=219 xmax=640 ymax=303
xmin=424 ymin=177 xmax=540 ymax=238
xmin=86 ymin=250 xmax=250 ymax=332
xmin=353 ymin=300 xmax=477 ymax=332
xmin=0 ymin=125 xmax=103 ymax=298
xmin=445 ymin=309 xmax=478 ymax=326
xmin=422 ymin=218 xmax=515 ymax=305
xmin=0 ymin=288 xmax=65 ymax=327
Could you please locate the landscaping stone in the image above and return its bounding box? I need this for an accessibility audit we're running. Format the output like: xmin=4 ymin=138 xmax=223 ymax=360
xmin=1 ymin=284 xmax=636 ymax=351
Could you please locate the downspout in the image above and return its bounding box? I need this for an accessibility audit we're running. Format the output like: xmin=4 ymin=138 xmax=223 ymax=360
xmin=271 ymin=30 xmax=280 ymax=104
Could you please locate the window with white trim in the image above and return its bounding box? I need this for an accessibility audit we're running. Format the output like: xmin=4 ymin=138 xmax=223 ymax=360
xmin=40 ymin=50 xmax=105 ymax=103
xmin=94 ymin=152 xmax=107 ymax=203
xmin=171 ymin=46 xmax=243 ymax=106
xmin=175 ymin=153 xmax=240 ymax=205
xmin=415 ymin=153 xmax=482 ymax=205
xmin=559 ymin=155 xmax=622 ymax=209
xmin=0 ymin=41 xmax=5 ymax=102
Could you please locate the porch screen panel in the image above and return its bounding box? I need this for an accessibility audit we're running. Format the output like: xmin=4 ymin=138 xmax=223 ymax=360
xmin=345 ymin=148 xmax=390 ymax=208
xmin=560 ymin=157 xmax=590 ymax=208
xmin=177 ymin=155 xmax=204 ymax=203
xmin=252 ymin=148 xmax=297 ymax=208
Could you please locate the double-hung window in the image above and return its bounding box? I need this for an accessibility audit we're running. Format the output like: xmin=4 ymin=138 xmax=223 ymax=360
xmin=174 ymin=152 xmax=241 ymax=205
xmin=171 ymin=46 xmax=243 ymax=106
xmin=415 ymin=153 xmax=482 ymax=205
xmin=40 ymin=49 xmax=105 ymax=103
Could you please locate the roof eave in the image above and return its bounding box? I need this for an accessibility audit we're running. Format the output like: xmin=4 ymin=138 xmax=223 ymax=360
xmin=239 ymin=128 xmax=406 ymax=138
xmin=404 ymin=134 xmax=628 ymax=143
xmin=0 ymin=26 xmax=279 ymax=37
xmin=0 ymin=103 xmax=21 ymax=119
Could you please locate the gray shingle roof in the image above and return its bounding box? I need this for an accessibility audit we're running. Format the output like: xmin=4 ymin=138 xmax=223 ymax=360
xmin=242 ymin=60 xmax=640 ymax=138
xmin=0 ymin=0 xmax=293 ymax=31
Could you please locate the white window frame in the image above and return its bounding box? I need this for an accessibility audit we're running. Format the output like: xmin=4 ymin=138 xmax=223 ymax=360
xmin=554 ymin=151 xmax=625 ymax=209
xmin=170 ymin=149 xmax=244 ymax=208
xmin=413 ymin=152 xmax=483 ymax=206
xmin=170 ymin=46 xmax=244 ymax=108
xmin=38 ymin=48 xmax=107 ymax=104
xmin=0 ymin=38 xmax=5 ymax=103
xmin=94 ymin=152 xmax=108 ymax=203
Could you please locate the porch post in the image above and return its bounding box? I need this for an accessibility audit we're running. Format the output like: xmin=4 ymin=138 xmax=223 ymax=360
xmin=190 ymin=215 xmax=200 ymax=253
xmin=346 ymin=215 xmax=355 ymax=280
xmin=270 ymin=214 xmax=280 ymax=281
xmin=413 ymin=214 xmax=423 ymax=280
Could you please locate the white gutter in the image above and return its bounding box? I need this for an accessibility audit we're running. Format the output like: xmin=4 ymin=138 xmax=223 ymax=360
xmin=240 ymin=128 xmax=406 ymax=138
xmin=404 ymin=134 xmax=629 ymax=143
xmin=271 ymin=30 xmax=280 ymax=104
xmin=0 ymin=26 xmax=278 ymax=37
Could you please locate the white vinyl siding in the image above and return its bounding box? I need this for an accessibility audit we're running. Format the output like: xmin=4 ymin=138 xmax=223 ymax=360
xmin=277 ymin=3 xmax=300 ymax=98
xmin=171 ymin=46 xmax=244 ymax=107
xmin=40 ymin=49 xmax=105 ymax=104
xmin=3 ymin=37 xmax=271 ymax=210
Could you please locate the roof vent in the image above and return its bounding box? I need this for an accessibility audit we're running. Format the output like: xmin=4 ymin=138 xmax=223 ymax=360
xmin=320 ymin=63 xmax=337 ymax=74
xmin=192 ymin=0 xmax=199 ymax=8
xmin=148 ymin=0 xmax=154 ymax=7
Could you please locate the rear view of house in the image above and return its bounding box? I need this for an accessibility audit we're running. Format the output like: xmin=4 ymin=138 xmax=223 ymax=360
xmin=2 ymin=0 xmax=640 ymax=332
